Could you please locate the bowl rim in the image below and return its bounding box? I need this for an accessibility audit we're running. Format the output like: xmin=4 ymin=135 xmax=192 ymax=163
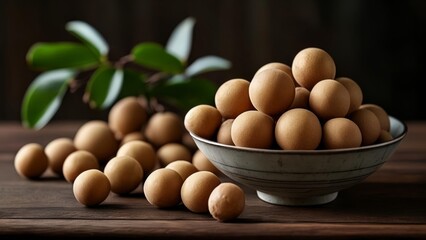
xmin=190 ymin=115 xmax=408 ymax=155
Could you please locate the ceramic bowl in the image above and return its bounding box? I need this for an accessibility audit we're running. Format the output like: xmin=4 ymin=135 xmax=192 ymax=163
xmin=190 ymin=116 xmax=407 ymax=206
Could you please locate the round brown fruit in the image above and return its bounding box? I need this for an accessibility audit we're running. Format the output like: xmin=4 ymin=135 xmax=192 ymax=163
xmin=231 ymin=110 xmax=274 ymax=149
xmin=144 ymin=112 xmax=183 ymax=147
xmin=275 ymin=108 xmax=322 ymax=150
xmin=108 ymin=97 xmax=147 ymax=140
xmin=62 ymin=150 xmax=99 ymax=183
xmin=165 ymin=160 xmax=198 ymax=182
xmin=349 ymin=108 xmax=381 ymax=146
xmin=44 ymin=138 xmax=76 ymax=176
xmin=143 ymin=168 xmax=183 ymax=208
xmin=157 ymin=143 xmax=192 ymax=167
xmin=103 ymin=156 xmax=143 ymax=195
xmin=116 ymin=140 xmax=157 ymax=175
xmin=181 ymin=171 xmax=221 ymax=213
xmin=73 ymin=121 xmax=118 ymax=163
xmin=322 ymin=118 xmax=362 ymax=149
xmin=215 ymin=78 xmax=253 ymax=119
xmin=292 ymin=47 xmax=336 ymax=90
xmin=359 ymin=104 xmax=390 ymax=131
xmin=192 ymin=150 xmax=220 ymax=175
xmin=184 ymin=105 xmax=222 ymax=139
xmin=73 ymin=169 xmax=111 ymax=207
xmin=336 ymin=77 xmax=363 ymax=114
xmin=14 ymin=143 xmax=48 ymax=179
xmin=309 ymin=79 xmax=350 ymax=120
xmin=249 ymin=68 xmax=295 ymax=116
xmin=208 ymin=183 xmax=245 ymax=222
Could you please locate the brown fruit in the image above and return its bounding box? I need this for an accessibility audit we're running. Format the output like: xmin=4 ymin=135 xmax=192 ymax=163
xmin=216 ymin=119 xmax=234 ymax=145
xmin=309 ymin=79 xmax=350 ymax=120
xmin=73 ymin=121 xmax=118 ymax=163
xmin=181 ymin=171 xmax=221 ymax=213
xmin=14 ymin=143 xmax=48 ymax=179
xmin=62 ymin=150 xmax=99 ymax=183
xmin=231 ymin=110 xmax=274 ymax=149
xmin=275 ymin=108 xmax=322 ymax=150
xmin=322 ymin=118 xmax=362 ymax=149
xmin=215 ymin=78 xmax=253 ymax=119
xmin=108 ymin=97 xmax=147 ymax=140
xmin=116 ymin=140 xmax=157 ymax=175
xmin=249 ymin=68 xmax=295 ymax=116
xmin=45 ymin=138 xmax=76 ymax=176
xmin=103 ymin=156 xmax=143 ymax=194
xmin=292 ymin=47 xmax=336 ymax=90
xmin=208 ymin=183 xmax=245 ymax=222
xmin=157 ymin=143 xmax=192 ymax=167
xmin=349 ymin=108 xmax=381 ymax=146
xmin=144 ymin=112 xmax=183 ymax=147
xmin=336 ymin=77 xmax=363 ymax=114
xmin=143 ymin=168 xmax=183 ymax=208
xmin=184 ymin=105 xmax=222 ymax=139
xmin=359 ymin=104 xmax=390 ymax=131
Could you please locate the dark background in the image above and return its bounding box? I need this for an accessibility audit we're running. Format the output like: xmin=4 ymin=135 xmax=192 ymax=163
xmin=1 ymin=0 xmax=425 ymax=123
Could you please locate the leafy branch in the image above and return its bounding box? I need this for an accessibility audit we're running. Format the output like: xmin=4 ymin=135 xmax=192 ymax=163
xmin=22 ymin=17 xmax=231 ymax=129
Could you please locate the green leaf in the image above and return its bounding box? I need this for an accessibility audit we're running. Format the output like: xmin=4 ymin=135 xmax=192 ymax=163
xmin=27 ymin=42 xmax=100 ymax=70
xmin=131 ymin=42 xmax=184 ymax=74
xmin=65 ymin=21 xmax=109 ymax=57
xmin=150 ymin=78 xmax=217 ymax=111
xmin=86 ymin=66 xmax=123 ymax=109
xmin=22 ymin=69 xmax=76 ymax=129
xmin=166 ymin=17 xmax=196 ymax=63
xmin=118 ymin=69 xmax=147 ymax=99
xmin=186 ymin=55 xmax=231 ymax=77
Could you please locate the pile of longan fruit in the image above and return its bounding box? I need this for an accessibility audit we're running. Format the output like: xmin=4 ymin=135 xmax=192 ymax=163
xmin=14 ymin=96 xmax=244 ymax=222
xmin=185 ymin=47 xmax=393 ymax=151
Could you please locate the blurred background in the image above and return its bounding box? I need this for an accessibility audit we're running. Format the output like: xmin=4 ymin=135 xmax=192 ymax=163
xmin=1 ymin=0 xmax=425 ymax=123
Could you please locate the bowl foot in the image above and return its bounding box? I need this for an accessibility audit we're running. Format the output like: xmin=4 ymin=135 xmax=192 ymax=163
xmin=257 ymin=191 xmax=338 ymax=206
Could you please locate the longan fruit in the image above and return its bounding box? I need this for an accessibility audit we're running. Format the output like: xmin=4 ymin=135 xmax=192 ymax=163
xmin=62 ymin=150 xmax=99 ymax=183
xmin=216 ymin=119 xmax=234 ymax=145
xmin=309 ymin=79 xmax=350 ymax=120
xmin=157 ymin=143 xmax=192 ymax=167
xmin=143 ymin=168 xmax=183 ymax=208
xmin=45 ymin=138 xmax=76 ymax=176
xmin=116 ymin=140 xmax=157 ymax=175
xmin=359 ymin=104 xmax=390 ymax=131
xmin=336 ymin=77 xmax=363 ymax=114
xmin=231 ymin=110 xmax=274 ymax=149
xmin=322 ymin=118 xmax=362 ymax=149
xmin=14 ymin=143 xmax=48 ymax=179
xmin=73 ymin=121 xmax=118 ymax=163
xmin=192 ymin=150 xmax=220 ymax=175
xmin=275 ymin=109 xmax=322 ymax=150
xmin=108 ymin=96 xmax=147 ymax=140
xmin=208 ymin=183 xmax=245 ymax=222
xmin=103 ymin=156 xmax=143 ymax=195
xmin=181 ymin=171 xmax=221 ymax=213
xmin=292 ymin=47 xmax=336 ymax=90
xmin=166 ymin=160 xmax=198 ymax=181
xmin=349 ymin=108 xmax=381 ymax=146
xmin=215 ymin=78 xmax=253 ymax=119
xmin=249 ymin=68 xmax=295 ymax=116
xmin=144 ymin=112 xmax=183 ymax=147
xmin=289 ymin=87 xmax=310 ymax=109
xmin=184 ymin=105 xmax=222 ymax=139
xmin=73 ymin=169 xmax=111 ymax=207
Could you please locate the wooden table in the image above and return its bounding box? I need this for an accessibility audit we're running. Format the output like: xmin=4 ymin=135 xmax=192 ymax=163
xmin=0 ymin=121 xmax=425 ymax=239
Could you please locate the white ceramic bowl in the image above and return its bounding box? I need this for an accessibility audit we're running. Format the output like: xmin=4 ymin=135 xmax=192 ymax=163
xmin=190 ymin=116 xmax=407 ymax=206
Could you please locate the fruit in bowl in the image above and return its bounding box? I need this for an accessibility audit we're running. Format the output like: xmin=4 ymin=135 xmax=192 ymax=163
xmin=189 ymin=116 xmax=406 ymax=206
xmin=184 ymin=47 xmax=407 ymax=206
